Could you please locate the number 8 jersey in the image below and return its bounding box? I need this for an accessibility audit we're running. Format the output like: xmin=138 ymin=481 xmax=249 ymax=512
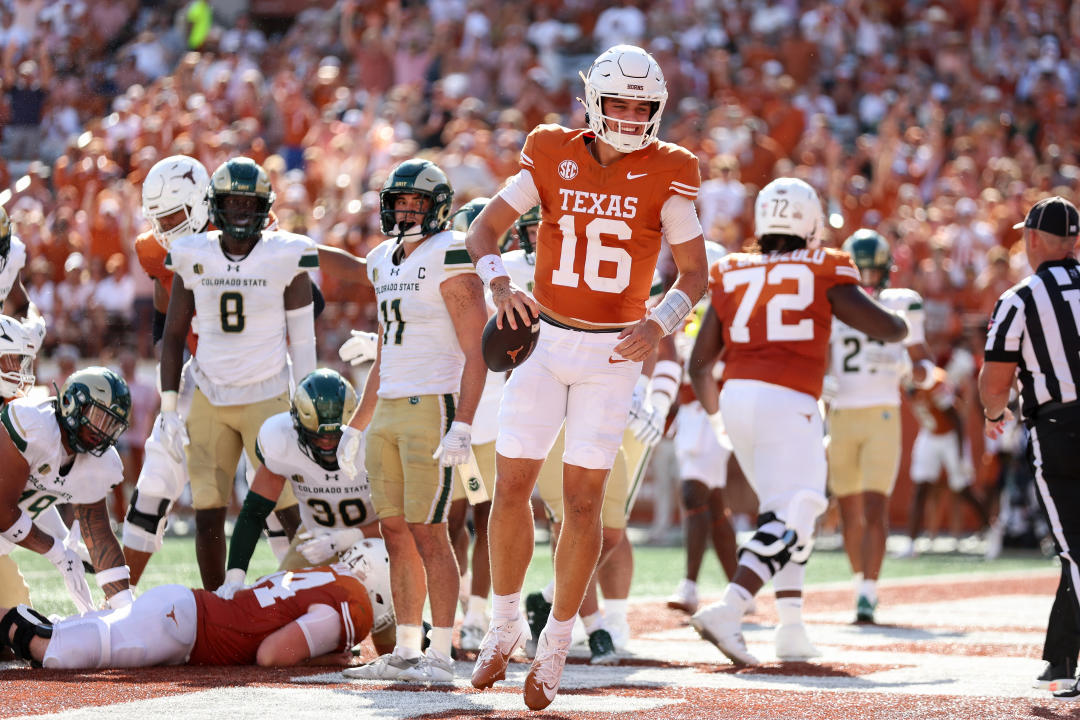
xmin=165 ymin=229 xmax=319 ymax=401
xmin=710 ymin=248 xmax=860 ymax=398
xmin=509 ymin=124 xmax=700 ymax=326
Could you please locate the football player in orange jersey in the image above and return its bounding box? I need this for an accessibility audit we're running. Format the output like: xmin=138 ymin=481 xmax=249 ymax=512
xmin=687 ymin=177 xmax=908 ymax=667
xmin=0 ymin=539 xmax=393 ymax=669
xmin=464 ymin=45 xmax=708 ymax=710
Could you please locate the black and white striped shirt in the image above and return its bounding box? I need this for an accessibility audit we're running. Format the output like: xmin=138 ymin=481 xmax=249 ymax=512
xmin=985 ymin=258 xmax=1080 ymax=421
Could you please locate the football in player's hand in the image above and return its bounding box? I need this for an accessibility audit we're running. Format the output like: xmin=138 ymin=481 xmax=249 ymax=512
xmin=482 ymin=309 xmax=540 ymax=372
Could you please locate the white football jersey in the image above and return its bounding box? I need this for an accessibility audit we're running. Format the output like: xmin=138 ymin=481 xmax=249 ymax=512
xmin=368 ymin=230 xmax=476 ymax=398
xmin=830 ymin=288 xmax=926 ymax=409
xmin=503 ymin=249 xmax=536 ymax=293
xmin=256 ymin=412 xmax=376 ymax=532
xmin=166 ymin=230 xmax=319 ymax=404
xmin=0 ymin=237 xmax=27 ymax=302
xmin=1 ymin=398 xmax=123 ymax=519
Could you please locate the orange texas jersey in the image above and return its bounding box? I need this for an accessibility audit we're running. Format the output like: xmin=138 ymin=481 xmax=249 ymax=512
xmin=909 ymin=366 xmax=958 ymax=435
xmin=710 ymin=247 xmax=859 ymax=399
xmin=187 ymin=564 xmax=372 ymax=665
xmin=521 ymin=124 xmax=699 ymax=326
xmin=135 ymin=230 xmax=199 ymax=354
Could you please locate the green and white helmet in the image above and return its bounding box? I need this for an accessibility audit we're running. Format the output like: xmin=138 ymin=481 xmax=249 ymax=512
xmin=291 ymin=369 xmax=358 ymax=470
xmin=452 ymin=197 xmax=489 ymax=234
xmin=509 ymin=205 xmax=541 ymax=259
xmin=57 ymin=367 xmax=131 ymax=456
xmin=842 ymin=228 xmax=892 ymax=292
xmin=206 ymin=156 xmax=275 ymax=242
xmin=379 ymin=159 xmax=454 ymax=240
xmin=0 ymin=205 xmax=11 ymax=260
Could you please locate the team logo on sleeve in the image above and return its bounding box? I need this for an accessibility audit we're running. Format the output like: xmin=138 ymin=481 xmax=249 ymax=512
xmin=558 ymin=160 xmax=579 ymax=181
xmin=193 ymin=264 xmax=204 ymax=275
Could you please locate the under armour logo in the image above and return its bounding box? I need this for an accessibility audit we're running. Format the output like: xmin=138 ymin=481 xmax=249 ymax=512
xmin=390 ymin=267 xmax=401 ymax=276
xmin=506 ymin=345 xmax=524 ymax=363
xmin=326 ymin=473 xmax=340 ymax=483
xmin=11 ymin=526 xmax=26 ymax=540
xmin=226 ymin=264 xmax=240 ymax=272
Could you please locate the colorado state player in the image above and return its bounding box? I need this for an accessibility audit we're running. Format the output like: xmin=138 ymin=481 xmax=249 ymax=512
xmin=825 ymin=229 xmax=935 ymax=623
xmin=159 ymin=157 xmax=318 ymax=590
xmin=0 ymin=541 xmax=393 ymax=669
xmin=688 ymin=178 xmax=908 ymax=666
xmin=465 ymin=45 xmax=708 ymax=709
xmin=219 ymin=370 xmax=382 ymax=617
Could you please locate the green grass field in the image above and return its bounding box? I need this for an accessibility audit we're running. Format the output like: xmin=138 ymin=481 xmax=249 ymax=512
xmin=10 ymin=535 xmax=1054 ymax=618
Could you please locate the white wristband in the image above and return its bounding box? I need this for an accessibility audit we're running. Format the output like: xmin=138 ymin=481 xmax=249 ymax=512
xmin=913 ymin=360 xmax=936 ymax=390
xmin=42 ymin=535 xmax=66 ymax=565
xmin=0 ymin=511 xmax=32 ymax=544
xmin=96 ymin=565 xmax=131 ymax=588
xmin=476 ymin=254 xmax=509 ymax=286
xmin=160 ymin=390 xmax=178 ymax=413
xmin=646 ymin=289 xmax=693 ymax=336
xmin=448 ymin=421 xmax=472 ymax=434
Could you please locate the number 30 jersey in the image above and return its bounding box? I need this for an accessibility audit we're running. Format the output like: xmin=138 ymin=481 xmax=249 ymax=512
xmin=255 ymin=412 xmax=376 ymax=532
xmin=830 ymin=288 xmax=925 ymax=409
xmin=710 ymin=248 xmax=859 ymax=399
xmin=515 ymin=124 xmax=699 ymax=326
xmin=166 ymin=229 xmax=319 ymax=402
xmin=366 ymin=230 xmax=476 ymax=398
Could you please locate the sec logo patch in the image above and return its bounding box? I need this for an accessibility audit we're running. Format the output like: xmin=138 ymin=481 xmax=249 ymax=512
xmin=558 ymin=159 xmax=579 ymax=180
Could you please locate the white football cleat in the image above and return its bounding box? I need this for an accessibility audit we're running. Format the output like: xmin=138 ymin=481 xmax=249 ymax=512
xmin=459 ymin=623 xmax=485 ymax=652
xmin=775 ymin=623 xmax=822 ymax=661
xmin=666 ymin=579 xmax=699 ymax=614
xmin=690 ymin=602 xmax=760 ymax=666
xmin=343 ymin=650 xmax=421 ymax=680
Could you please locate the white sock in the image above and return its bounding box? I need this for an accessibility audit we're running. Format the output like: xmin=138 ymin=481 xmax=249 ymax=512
xmin=582 ymin=610 xmax=605 ymax=635
xmin=466 ymin=595 xmax=488 ymax=620
xmin=430 ymin=626 xmax=453 ymax=658
xmin=544 ymin=612 xmax=576 ymax=644
xmin=395 ymin=624 xmax=423 ymax=659
xmin=678 ymin=578 xmax=697 ymax=594
xmin=858 ymin=578 xmax=877 ymax=604
xmin=541 ymin=579 xmax=556 ymax=603
xmin=776 ymin=597 xmax=803 ymax=626
xmin=604 ymin=598 xmax=628 ymax=624
xmin=722 ymin=583 xmax=753 ymax=615
xmin=492 ymin=592 xmax=520 ymax=621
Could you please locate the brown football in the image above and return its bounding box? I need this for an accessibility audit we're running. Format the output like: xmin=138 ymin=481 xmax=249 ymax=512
xmin=481 ymin=309 xmax=540 ymax=372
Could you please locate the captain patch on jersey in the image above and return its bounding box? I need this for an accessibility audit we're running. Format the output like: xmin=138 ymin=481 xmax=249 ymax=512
xmin=366 ymin=230 xmax=476 ymax=398
xmin=255 ymin=412 xmax=376 ymax=531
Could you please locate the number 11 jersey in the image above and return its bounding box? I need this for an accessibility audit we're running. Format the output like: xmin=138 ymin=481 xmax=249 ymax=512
xmin=710 ymin=248 xmax=859 ymax=399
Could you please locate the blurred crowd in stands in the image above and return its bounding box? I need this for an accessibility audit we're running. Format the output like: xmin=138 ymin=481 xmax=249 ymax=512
xmin=0 ymin=0 xmax=1077 ymax=535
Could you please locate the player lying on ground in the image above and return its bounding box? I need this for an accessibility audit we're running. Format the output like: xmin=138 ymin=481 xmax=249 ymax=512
xmin=0 ymin=540 xmax=393 ymax=669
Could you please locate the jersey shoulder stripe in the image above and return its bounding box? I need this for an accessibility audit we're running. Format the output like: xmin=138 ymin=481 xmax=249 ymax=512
xmin=1 ymin=403 xmax=26 ymax=452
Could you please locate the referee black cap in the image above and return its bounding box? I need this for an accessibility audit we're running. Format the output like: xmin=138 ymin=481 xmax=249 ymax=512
xmin=1013 ymin=195 xmax=1079 ymax=237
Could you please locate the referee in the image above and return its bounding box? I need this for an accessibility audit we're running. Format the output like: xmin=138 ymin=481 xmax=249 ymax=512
xmin=979 ymin=195 xmax=1080 ymax=697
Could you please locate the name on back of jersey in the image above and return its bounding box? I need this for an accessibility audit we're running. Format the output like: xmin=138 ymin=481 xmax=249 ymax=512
xmin=729 ymin=247 xmax=830 ymax=268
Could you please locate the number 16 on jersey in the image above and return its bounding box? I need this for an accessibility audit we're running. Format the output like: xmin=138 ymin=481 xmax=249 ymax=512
xmin=456 ymin=449 xmax=489 ymax=505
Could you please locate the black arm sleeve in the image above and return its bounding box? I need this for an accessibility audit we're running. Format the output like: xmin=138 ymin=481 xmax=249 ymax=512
xmin=227 ymin=491 xmax=276 ymax=573
xmin=152 ymin=309 xmax=166 ymax=345
xmin=312 ymin=282 xmax=325 ymax=320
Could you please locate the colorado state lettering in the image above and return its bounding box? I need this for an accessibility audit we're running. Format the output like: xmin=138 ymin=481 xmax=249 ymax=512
xmin=375 ymin=282 xmax=421 ymax=293
xmin=200 ymin=278 xmax=269 ymax=287
xmin=557 ymin=189 xmax=638 ymax=219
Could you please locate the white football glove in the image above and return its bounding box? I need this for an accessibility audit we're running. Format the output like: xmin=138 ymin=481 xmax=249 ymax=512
xmin=106 ymin=588 xmax=135 ymax=609
xmin=339 ymin=330 xmax=379 ymax=366
xmin=628 ymin=402 xmax=663 ymax=446
xmin=628 ymin=375 xmax=649 ymax=420
xmin=433 ymin=421 xmax=471 ymax=467
xmin=215 ymin=568 xmax=247 ymax=600
xmin=157 ymin=411 xmax=189 ymax=465
xmin=298 ymin=528 xmax=366 ymax=565
xmin=44 ymin=538 xmax=93 ymax=614
xmin=337 ymin=425 xmax=364 ymax=481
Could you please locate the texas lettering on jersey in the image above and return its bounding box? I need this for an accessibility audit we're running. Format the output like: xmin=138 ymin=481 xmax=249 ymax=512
xmin=711 ymin=247 xmax=859 ymax=398
xmin=521 ymin=124 xmax=699 ymax=326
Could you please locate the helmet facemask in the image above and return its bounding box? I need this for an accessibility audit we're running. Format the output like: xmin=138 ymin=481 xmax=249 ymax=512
xmin=207 ymin=158 xmax=274 ymax=244
xmin=379 ymin=159 xmax=454 ymax=241
xmin=380 ymin=191 xmax=434 ymax=242
xmin=0 ymin=351 xmax=34 ymax=399
xmin=72 ymin=401 xmax=129 ymax=457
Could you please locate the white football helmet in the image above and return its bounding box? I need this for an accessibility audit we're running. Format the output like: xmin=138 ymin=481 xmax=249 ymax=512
xmin=142 ymin=155 xmax=210 ymax=248
xmin=580 ymin=45 xmax=668 ymax=154
xmin=0 ymin=315 xmax=37 ymax=399
xmin=754 ymin=177 xmax=824 ymax=246
xmin=341 ymin=538 xmax=394 ymax=634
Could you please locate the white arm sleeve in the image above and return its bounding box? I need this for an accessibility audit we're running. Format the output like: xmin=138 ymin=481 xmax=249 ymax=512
xmin=903 ymin=308 xmax=926 ymax=347
xmin=286 ymin=303 xmax=317 ymax=386
xmin=661 ymin=194 xmax=704 ymax=245
xmin=294 ymin=603 xmax=342 ymax=658
xmin=498 ymin=170 xmax=541 ymax=214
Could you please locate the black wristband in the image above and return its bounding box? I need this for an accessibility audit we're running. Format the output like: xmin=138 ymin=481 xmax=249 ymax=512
xmin=984 ymin=410 xmax=1005 ymax=423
